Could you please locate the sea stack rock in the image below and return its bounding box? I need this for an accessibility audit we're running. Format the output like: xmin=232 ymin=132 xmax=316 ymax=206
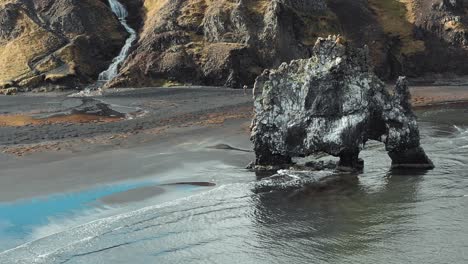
xmin=251 ymin=35 xmax=434 ymax=170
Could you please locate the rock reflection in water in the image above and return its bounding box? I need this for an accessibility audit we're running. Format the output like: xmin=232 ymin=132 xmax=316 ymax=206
xmin=252 ymin=169 xmax=427 ymax=262
xmin=0 ymin=106 xmax=466 ymax=263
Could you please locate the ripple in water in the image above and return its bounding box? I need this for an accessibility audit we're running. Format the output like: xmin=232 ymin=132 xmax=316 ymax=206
xmin=1 ymin=106 xmax=467 ymax=264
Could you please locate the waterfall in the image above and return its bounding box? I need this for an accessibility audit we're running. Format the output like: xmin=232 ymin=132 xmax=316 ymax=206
xmin=98 ymin=0 xmax=137 ymax=82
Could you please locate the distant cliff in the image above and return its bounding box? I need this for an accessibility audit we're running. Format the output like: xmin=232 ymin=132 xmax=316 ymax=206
xmin=0 ymin=0 xmax=127 ymax=90
xmin=2 ymin=0 xmax=468 ymax=90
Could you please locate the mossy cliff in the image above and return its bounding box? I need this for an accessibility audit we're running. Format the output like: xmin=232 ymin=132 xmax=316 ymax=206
xmin=0 ymin=0 xmax=127 ymax=89
xmin=110 ymin=0 xmax=468 ymax=88
xmin=107 ymin=0 xmax=340 ymax=88
xmin=2 ymin=0 xmax=468 ymax=89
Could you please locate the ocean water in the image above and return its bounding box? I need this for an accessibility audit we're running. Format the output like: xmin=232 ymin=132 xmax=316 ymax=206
xmin=0 ymin=105 xmax=467 ymax=263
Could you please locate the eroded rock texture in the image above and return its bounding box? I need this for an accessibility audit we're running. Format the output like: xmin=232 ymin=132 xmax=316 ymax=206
xmin=107 ymin=0 xmax=468 ymax=88
xmin=4 ymin=0 xmax=468 ymax=90
xmin=0 ymin=0 xmax=127 ymax=89
xmin=251 ymin=36 xmax=434 ymax=170
xmin=400 ymin=0 xmax=468 ymax=77
xmin=107 ymin=0 xmax=337 ymax=88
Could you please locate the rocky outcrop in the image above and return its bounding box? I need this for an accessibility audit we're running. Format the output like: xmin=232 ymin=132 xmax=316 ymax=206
xmin=106 ymin=0 xmax=340 ymax=88
xmin=250 ymin=36 xmax=434 ymax=170
xmin=0 ymin=0 xmax=127 ymax=90
xmin=399 ymin=0 xmax=468 ymax=78
xmin=412 ymin=0 xmax=467 ymax=47
xmin=4 ymin=0 xmax=468 ymax=89
xmin=105 ymin=0 xmax=468 ymax=88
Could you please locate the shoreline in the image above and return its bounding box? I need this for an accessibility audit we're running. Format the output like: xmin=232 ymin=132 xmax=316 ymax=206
xmin=0 ymin=85 xmax=466 ymax=201
xmin=410 ymin=85 xmax=468 ymax=108
xmin=0 ymin=85 xmax=466 ymax=255
xmin=0 ymin=86 xmax=255 ymax=207
xmin=0 ymin=85 xmax=465 ymax=144
xmin=0 ymin=85 xmax=466 ymax=155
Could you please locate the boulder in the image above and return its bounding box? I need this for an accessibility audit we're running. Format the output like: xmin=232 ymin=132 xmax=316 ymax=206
xmin=0 ymin=87 xmax=18 ymax=95
xmin=251 ymin=35 xmax=434 ymax=170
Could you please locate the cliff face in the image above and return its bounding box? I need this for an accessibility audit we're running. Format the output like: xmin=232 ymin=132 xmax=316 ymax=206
xmin=2 ymin=0 xmax=468 ymax=89
xmin=0 ymin=0 xmax=127 ymax=89
xmin=109 ymin=0 xmax=468 ymax=88
xmin=108 ymin=0 xmax=340 ymax=88
xmin=402 ymin=0 xmax=468 ymax=76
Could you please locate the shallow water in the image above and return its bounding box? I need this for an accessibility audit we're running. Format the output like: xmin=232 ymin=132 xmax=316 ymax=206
xmin=1 ymin=106 xmax=467 ymax=263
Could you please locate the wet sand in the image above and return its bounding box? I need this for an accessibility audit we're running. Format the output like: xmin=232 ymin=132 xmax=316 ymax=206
xmin=0 ymin=87 xmax=254 ymax=202
xmin=98 ymin=186 xmax=166 ymax=205
xmin=0 ymin=85 xmax=466 ymax=203
xmin=411 ymin=85 xmax=468 ymax=107
xmin=0 ymin=113 xmax=122 ymax=127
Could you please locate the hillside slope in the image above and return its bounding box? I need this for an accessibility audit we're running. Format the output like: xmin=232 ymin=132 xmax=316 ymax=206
xmin=0 ymin=0 xmax=127 ymax=90
xmin=2 ymin=0 xmax=468 ymax=90
xmin=109 ymin=0 xmax=468 ymax=88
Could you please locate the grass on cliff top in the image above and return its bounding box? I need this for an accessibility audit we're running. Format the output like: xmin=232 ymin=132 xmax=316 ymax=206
xmin=144 ymin=0 xmax=169 ymax=16
xmin=0 ymin=0 xmax=14 ymax=7
xmin=368 ymin=0 xmax=425 ymax=55
xmin=399 ymin=0 xmax=416 ymax=23
xmin=178 ymin=0 xmax=209 ymax=29
xmin=248 ymin=0 xmax=269 ymax=15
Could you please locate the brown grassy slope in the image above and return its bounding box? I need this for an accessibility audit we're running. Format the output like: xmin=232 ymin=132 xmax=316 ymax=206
xmin=368 ymin=0 xmax=425 ymax=55
xmin=0 ymin=0 xmax=127 ymax=88
xmin=0 ymin=8 xmax=64 ymax=86
xmin=110 ymin=0 xmax=341 ymax=88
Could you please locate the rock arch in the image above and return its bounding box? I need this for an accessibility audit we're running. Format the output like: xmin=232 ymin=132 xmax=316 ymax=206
xmin=251 ymin=36 xmax=434 ymax=170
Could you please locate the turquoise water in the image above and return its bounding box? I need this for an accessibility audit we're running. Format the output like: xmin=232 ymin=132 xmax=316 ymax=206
xmin=0 ymin=106 xmax=467 ymax=263
xmin=0 ymin=181 xmax=154 ymax=249
xmin=0 ymin=179 xmax=209 ymax=251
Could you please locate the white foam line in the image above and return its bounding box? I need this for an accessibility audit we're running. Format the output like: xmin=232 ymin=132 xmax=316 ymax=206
xmin=0 ymin=183 xmax=239 ymax=258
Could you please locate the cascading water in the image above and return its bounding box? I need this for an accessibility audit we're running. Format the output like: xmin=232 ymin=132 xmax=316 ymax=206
xmin=98 ymin=0 xmax=136 ymax=82
xmin=70 ymin=0 xmax=136 ymax=97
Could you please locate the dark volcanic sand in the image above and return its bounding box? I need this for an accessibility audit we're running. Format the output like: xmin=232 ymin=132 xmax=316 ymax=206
xmin=0 ymin=85 xmax=466 ymax=198
xmin=2 ymin=85 xmax=467 ymax=148
xmin=0 ymin=87 xmax=254 ymax=201
xmin=0 ymin=86 xmax=467 ymax=259
xmin=0 ymin=87 xmax=253 ymax=149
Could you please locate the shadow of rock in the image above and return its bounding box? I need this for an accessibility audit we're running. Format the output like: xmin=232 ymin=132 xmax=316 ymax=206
xmin=251 ymin=167 xmax=424 ymax=260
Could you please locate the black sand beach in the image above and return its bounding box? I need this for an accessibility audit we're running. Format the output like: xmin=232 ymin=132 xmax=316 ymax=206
xmin=0 ymin=87 xmax=254 ymax=201
xmin=0 ymin=85 xmax=467 ymax=201
xmin=0 ymin=86 xmax=467 ymax=263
